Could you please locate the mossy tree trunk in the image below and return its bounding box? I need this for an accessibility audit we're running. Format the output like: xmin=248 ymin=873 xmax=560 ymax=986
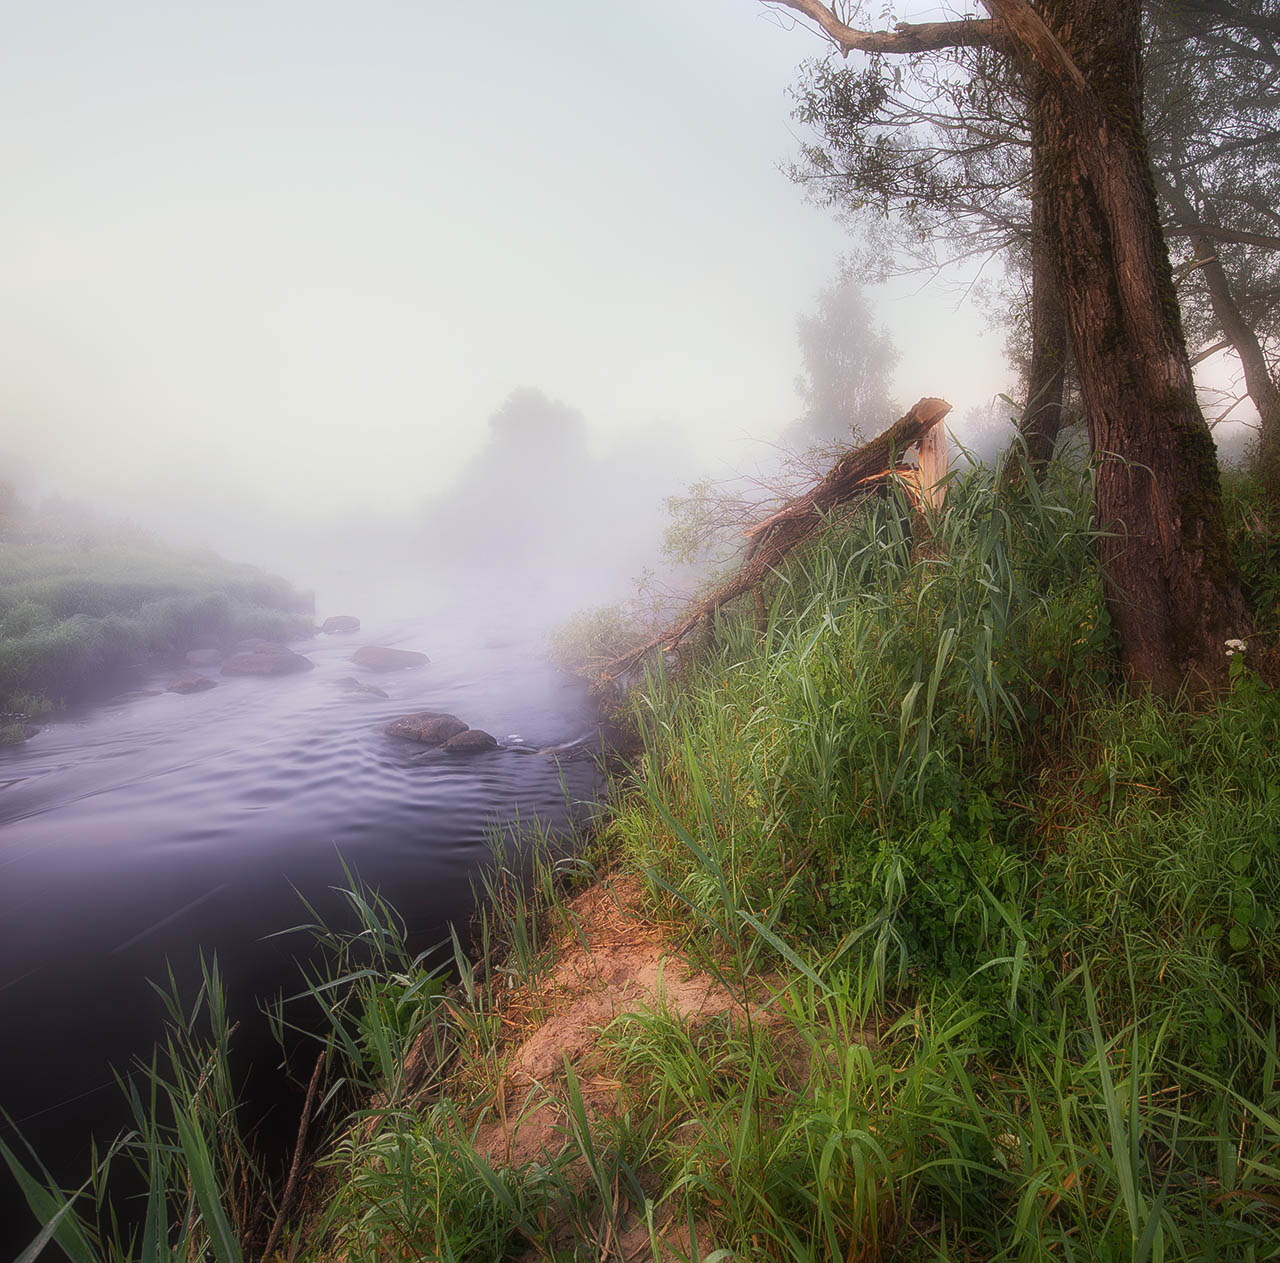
xmin=1011 ymin=0 xmax=1250 ymax=689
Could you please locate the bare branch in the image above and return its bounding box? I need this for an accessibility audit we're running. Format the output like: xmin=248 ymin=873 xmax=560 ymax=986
xmin=762 ymin=0 xmax=1003 ymax=55
xmin=1190 ymin=338 xmax=1232 ymax=365
xmin=1166 ymin=222 xmax=1280 ymax=251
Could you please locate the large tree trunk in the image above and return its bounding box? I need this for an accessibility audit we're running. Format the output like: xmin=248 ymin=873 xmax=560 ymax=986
xmin=1019 ymin=0 xmax=1250 ymax=690
xmin=1161 ymin=176 xmax=1280 ymax=496
xmin=1018 ymin=100 xmax=1070 ymax=473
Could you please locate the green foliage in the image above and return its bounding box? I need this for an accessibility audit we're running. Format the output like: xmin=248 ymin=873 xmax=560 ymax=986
xmin=1223 ymin=467 xmax=1280 ymax=633
xmin=13 ymin=456 xmax=1280 ymax=1261
xmin=0 ymin=544 xmax=312 ymax=711
xmin=595 ymin=456 xmax=1280 ymax=1254
xmin=614 ymin=462 xmax=1113 ymax=982
xmin=547 ymin=600 xmax=655 ymax=681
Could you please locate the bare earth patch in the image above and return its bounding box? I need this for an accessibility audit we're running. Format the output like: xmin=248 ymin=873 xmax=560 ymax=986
xmin=466 ymin=873 xmax=744 ymax=1169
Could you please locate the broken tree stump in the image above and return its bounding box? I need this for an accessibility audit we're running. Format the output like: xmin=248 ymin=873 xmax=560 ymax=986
xmin=606 ymin=397 xmax=951 ymax=679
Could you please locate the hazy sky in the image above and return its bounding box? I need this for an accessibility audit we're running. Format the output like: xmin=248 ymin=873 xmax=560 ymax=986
xmin=1 ymin=1 xmax=1012 ymax=570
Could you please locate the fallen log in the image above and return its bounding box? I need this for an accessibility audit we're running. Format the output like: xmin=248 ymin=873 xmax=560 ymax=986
xmin=605 ymin=397 xmax=951 ymax=679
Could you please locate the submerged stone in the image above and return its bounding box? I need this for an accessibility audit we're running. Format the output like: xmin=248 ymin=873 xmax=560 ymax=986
xmin=167 ymin=672 xmax=218 ymax=694
xmin=335 ymin=676 xmax=389 ymax=699
xmin=353 ymin=645 xmax=430 ymax=671
xmin=321 ymin=615 xmax=361 ymax=634
xmin=386 ymin=711 xmax=467 ymax=745
xmin=442 ymin=728 xmax=498 ymax=753
xmin=221 ymin=646 xmax=314 ymax=676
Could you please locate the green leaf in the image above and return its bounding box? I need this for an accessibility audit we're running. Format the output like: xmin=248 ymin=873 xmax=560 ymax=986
xmin=0 ymin=1134 xmax=101 ymax=1263
xmin=172 ymin=1102 xmax=244 ymax=1263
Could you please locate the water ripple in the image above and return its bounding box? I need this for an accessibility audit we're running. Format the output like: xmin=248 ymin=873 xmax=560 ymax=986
xmin=0 ymin=618 xmax=606 ymax=1226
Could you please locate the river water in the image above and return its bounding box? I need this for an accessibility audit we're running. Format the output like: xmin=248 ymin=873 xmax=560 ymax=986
xmin=0 ymin=612 xmax=607 ymax=1253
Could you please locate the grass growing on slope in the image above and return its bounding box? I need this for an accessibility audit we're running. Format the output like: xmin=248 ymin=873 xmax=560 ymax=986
xmin=306 ymin=460 xmax=1278 ymax=1259
xmin=8 ymin=461 xmax=1279 ymax=1260
xmin=598 ymin=461 xmax=1280 ymax=1255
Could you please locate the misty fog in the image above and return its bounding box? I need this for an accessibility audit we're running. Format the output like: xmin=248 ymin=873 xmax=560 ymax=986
xmin=0 ymin=0 xmax=1033 ymax=632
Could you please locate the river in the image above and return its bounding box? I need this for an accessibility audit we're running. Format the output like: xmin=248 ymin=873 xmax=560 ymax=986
xmin=0 ymin=610 xmax=607 ymax=1255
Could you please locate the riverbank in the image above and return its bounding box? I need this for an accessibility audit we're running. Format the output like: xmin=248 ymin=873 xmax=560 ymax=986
xmin=10 ymin=462 xmax=1279 ymax=1260
xmin=0 ymin=542 xmax=314 ymax=736
xmin=288 ymin=463 xmax=1279 ymax=1259
xmin=0 ymin=611 xmax=608 ymax=1260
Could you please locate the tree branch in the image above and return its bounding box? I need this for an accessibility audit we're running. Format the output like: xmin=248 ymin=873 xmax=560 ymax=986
xmin=762 ymin=0 xmax=1002 ymax=55
xmin=1190 ymin=338 xmax=1232 ymax=365
xmin=1166 ymin=222 xmax=1280 ymax=252
xmin=605 ymin=398 xmax=951 ymax=679
xmin=979 ymin=0 xmax=1087 ymax=91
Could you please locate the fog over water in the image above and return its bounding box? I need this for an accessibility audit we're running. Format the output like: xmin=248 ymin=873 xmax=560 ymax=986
xmin=0 ymin=0 xmax=1026 ymax=603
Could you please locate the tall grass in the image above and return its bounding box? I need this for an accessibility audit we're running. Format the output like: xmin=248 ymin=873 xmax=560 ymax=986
xmin=598 ymin=457 xmax=1280 ymax=1255
xmin=9 ymin=459 xmax=1279 ymax=1260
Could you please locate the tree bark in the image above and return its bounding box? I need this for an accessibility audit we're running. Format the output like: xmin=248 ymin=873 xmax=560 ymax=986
xmin=1018 ymin=92 xmax=1070 ymax=473
xmin=1012 ymin=0 xmax=1250 ymax=690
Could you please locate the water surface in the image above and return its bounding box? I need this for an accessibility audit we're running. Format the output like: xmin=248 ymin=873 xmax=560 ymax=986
xmin=0 ymin=615 xmax=605 ymax=1253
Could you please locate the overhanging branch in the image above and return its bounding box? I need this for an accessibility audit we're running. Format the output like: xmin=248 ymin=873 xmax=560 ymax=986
xmin=763 ymin=0 xmax=1003 ymax=55
xmin=1166 ymin=222 xmax=1280 ymax=252
xmin=979 ymin=0 xmax=1087 ymax=91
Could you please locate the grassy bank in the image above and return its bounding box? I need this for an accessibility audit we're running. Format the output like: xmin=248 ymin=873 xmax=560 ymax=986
xmin=8 ymin=461 xmax=1279 ymax=1260
xmin=0 ymin=543 xmax=314 ymax=729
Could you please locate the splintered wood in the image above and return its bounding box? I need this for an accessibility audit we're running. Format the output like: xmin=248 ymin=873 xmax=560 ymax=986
xmin=606 ymin=396 xmax=951 ymax=679
xmin=912 ymin=418 xmax=950 ymax=512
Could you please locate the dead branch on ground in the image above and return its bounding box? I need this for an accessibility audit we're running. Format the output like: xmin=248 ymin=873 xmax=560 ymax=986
xmin=605 ymin=397 xmax=951 ymax=679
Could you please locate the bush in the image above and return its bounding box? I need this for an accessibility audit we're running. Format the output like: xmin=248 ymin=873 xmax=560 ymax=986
xmin=0 ymin=544 xmax=312 ymax=710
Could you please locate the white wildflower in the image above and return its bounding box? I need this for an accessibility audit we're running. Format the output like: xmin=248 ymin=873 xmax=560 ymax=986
xmin=1225 ymin=638 xmax=1248 ymax=657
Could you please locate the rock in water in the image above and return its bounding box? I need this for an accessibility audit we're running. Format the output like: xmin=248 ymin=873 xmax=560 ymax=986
xmin=185 ymin=648 xmax=223 ymax=667
xmin=353 ymin=646 xmax=430 ymax=671
xmin=321 ymin=615 xmax=361 ymax=634
xmin=167 ymin=672 xmax=218 ymax=694
xmin=335 ymin=676 xmax=389 ymax=699
xmin=386 ymin=711 xmax=467 ymax=745
xmin=221 ymin=646 xmax=315 ymax=676
xmin=442 ymin=728 xmax=498 ymax=753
